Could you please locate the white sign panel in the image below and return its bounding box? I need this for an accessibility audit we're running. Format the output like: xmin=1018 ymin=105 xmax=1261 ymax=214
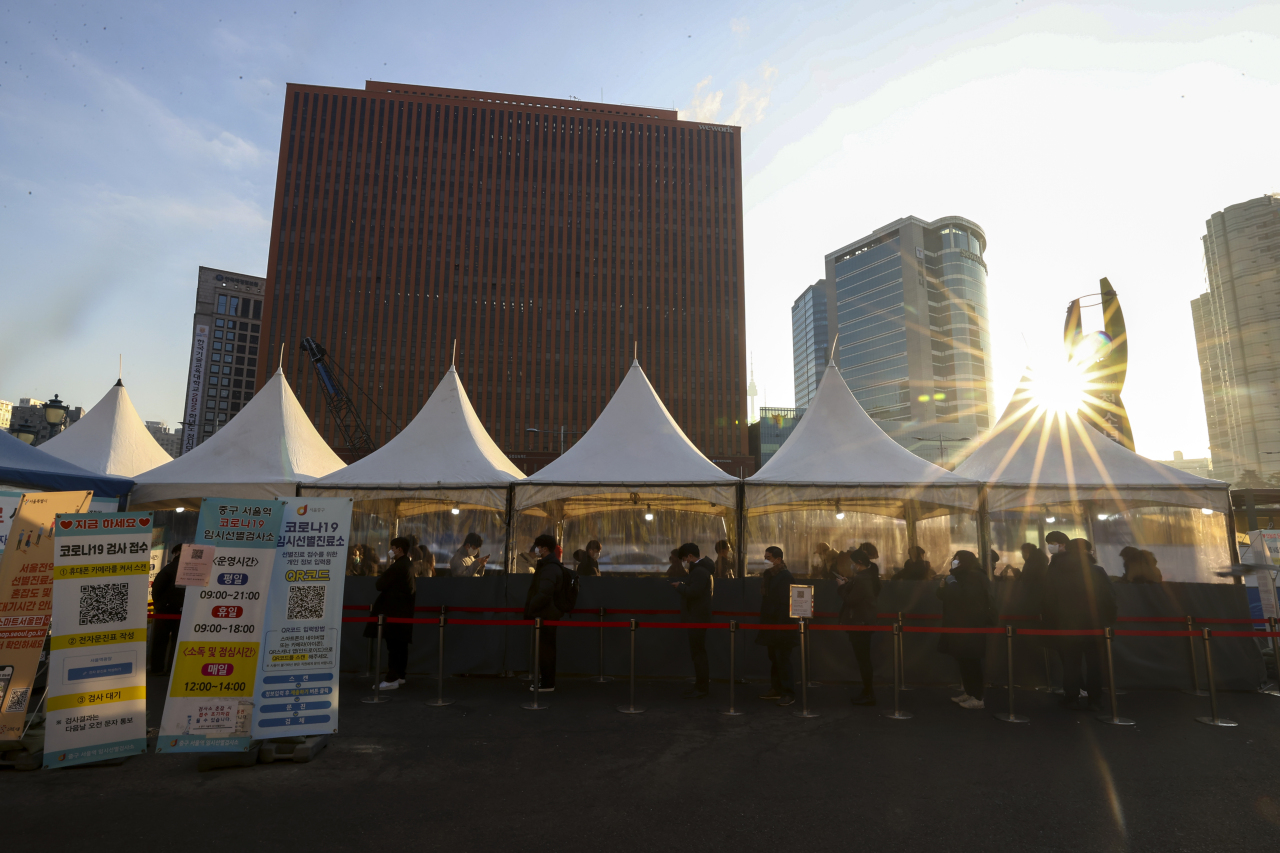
xmin=789 ymin=584 xmax=814 ymax=619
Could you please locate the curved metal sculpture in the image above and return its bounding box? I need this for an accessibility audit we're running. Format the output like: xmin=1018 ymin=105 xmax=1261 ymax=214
xmin=1063 ymin=277 xmax=1135 ymax=451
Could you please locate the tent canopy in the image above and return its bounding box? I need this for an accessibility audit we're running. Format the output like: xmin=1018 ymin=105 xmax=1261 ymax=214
xmin=515 ymin=360 xmax=737 ymax=515
xmin=747 ymin=360 xmax=978 ymax=517
xmin=305 ymin=365 xmax=522 ymax=512
xmin=953 ymin=373 xmax=1230 ymax=513
xmin=129 ymin=368 xmax=345 ymax=509
xmin=39 ymin=380 xmax=173 ymax=478
xmin=0 ymin=430 xmax=134 ymax=498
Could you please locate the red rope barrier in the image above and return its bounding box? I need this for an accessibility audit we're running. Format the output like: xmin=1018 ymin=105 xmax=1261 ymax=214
xmin=903 ymin=625 xmax=1006 ymax=634
xmin=808 ymin=624 xmax=893 ymax=632
xmin=1018 ymin=628 xmax=1107 ymax=636
xmin=1112 ymin=629 xmax=1199 ymax=637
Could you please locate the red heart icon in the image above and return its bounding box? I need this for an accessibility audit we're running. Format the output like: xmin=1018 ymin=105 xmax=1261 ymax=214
xmin=59 ymin=520 xmax=73 ymax=530
xmin=139 ymin=518 xmax=151 ymax=527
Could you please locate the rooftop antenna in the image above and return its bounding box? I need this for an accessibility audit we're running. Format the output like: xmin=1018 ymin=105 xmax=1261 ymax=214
xmin=747 ymin=352 xmax=758 ymax=422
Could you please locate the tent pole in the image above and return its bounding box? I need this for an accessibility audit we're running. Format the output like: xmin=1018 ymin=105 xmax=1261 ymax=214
xmin=503 ymin=483 xmax=516 ymax=574
xmin=978 ymin=492 xmax=993 ymax=581
xmin=905 ymin=500 xmax=919 ymax=553
xmin=735 ymin=481 xmax=746 ymax=580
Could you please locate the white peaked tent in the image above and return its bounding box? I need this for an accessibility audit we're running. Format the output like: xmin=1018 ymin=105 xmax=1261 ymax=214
xmin=747 ymin=360 xmax=979 ymax=518
xmin=129 ymin=367 xmax=345 ymax=509
xmin=515 ymin=359 xmax=738 ymax=516
xmin=953 ymin=374 xmax=1230 ymax=514
xmin=305 ymin=365 xmax=524 ymax=512
xmin=40 ymin=380 xmax=173 ymax=478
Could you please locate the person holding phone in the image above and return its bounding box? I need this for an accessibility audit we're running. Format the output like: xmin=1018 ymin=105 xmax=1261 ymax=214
xmin=449 ymin=532 xmax=490 ymax=577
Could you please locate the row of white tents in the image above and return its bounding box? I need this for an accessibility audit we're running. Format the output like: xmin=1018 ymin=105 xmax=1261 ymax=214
xmin=1 ymin=357 xmax=1230 ymax=578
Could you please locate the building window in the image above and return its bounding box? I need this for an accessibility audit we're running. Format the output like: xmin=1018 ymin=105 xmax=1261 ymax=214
xmin=229 ymin=297 xmax=239 ymax=315
xmin=217 ymin=294 xmax=227 ymax=314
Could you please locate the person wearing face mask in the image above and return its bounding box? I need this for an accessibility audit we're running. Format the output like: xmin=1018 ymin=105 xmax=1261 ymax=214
xmin=1045 ymin=531 xmax=1071 ymax=566
xmin=757 ymin=546 xmax=799 ymax=706
xmin=1043 ymin=538 xmax=1117 ymax=711
xmin=449 ymin=532 xmax=490 ymax=577
xmin=365 ymin=537 xmax=416 ymax=690
xmin=836 ymin=548 xmax=881 ymax=706
xmin=937 ymin=550 xmax=996 ymax=710
xmin=523 ymin=533 xmax=568 ymax=692
xmin=672 ymin=543 xmax=716 ymax=698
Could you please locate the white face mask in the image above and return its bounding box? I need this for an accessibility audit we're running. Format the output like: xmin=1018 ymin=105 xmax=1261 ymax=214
xmin=1049 ymin=543 xmax=1063 ymax=554
xmin=951 ymin=559 xmax=960 ymax=569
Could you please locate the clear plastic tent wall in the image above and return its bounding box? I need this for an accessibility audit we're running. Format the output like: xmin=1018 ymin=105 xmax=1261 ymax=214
xmin=954 ymin=373 xmax=1233 ymax=582
xmin=744 ymin=360 xmax=981 ymax=576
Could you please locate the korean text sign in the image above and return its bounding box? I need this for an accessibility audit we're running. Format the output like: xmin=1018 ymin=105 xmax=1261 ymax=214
xmin=156 ymin=498 xmax=282 ymax=753
xmin=44 ymin=512 xmax=153 ymax=768
xmin=0 ymin=491 xmax=92 ymax=740
xmin=251 ymin=497 xmax=351 ymax=739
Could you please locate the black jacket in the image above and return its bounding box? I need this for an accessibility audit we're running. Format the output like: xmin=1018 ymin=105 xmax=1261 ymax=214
xmin=573 ymin=550 xmax=600 ymax=576
xmin=1043 ymin=554 xmax=1117 ymax=630
xmin=893 ymin=559 xmax=932 ymax=581
xmin=675 ymin=557 xmax=715 ymax=621
xmin=151 ymin=556 xmax=185 ymax=614
xmin=1021 ymin=549 xmax=1050 ymax=588
xmin=936 ymin=566 xmax=995 ymax=658
xmin=757 ymin=564 xmax=799 ymax=648
xmin=524 ymin=556 xmax=566 ymax=620
xmin=838 ymin=566 xmax=881 ymax=624
xmin=365 ymin=555 xmax=416 ymax=641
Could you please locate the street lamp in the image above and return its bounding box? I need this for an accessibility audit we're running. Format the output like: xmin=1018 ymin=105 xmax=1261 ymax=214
xmin=43 ymin=394 xmax=69 ymax=434
xmin=526 ymin=425 xmax=585 ymax=456
xmin=10 ymin=424 xmax=37 ymax=444
xmin=914 ymin=434 xmax=970 ymax=468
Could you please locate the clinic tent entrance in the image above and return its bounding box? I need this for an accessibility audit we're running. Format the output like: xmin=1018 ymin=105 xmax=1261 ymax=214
xmin=39 ymin=380 xmax=173 ymax=478
xmin=128 ymin=368 xmax=345 ymax=509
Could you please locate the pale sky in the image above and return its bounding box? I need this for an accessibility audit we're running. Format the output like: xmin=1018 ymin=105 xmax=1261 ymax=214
xmin=2 ymin=0 xmax=1277 ymax=460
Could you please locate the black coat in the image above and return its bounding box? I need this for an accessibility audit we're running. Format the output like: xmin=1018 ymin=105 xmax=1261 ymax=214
xmin=364 ymin=556 xmax=416 ymax=642
xmin=1021 ymin=549 xmax=1050 ymax=588
xmin=151 ymin=556 xmax=185 ymax=614
xmin=757 ymin=564 xmax=799 ymax=648
xmin=1043 ymin=555 xmax=1117 ymax=631
xmin=524 ymin=556 xmax=565 ymax=620
xmin=838 ymin=566 xmax=881 ymax=624
xmin=936 ymin=566 xmax=994 ymax=659
xmin=573 ymin=551 xmax=600 ymax=576
xmin=893 ymin=559 xmax=932 ymax=581
xmin=675 ymin=557 xmax=715 ymax=621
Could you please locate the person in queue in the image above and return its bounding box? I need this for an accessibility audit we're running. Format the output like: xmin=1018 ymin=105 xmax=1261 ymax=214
xmin=757 ymin=545 xmax=798 ymax=706
xmin=893 ymin=545 xmax=932 ymax=580
xmin=814 ymin=542 xmax=851 ymax=580
xmin=673 ymin=543 xmax=716 ymax=699
xmin=573 ymin=540 xmax=602 ymax=576
xmin=150 ymin=544 xmax=185 ymax=676
xmin=366 ymin=536 xmax=416 ymax=690
xmin=1044 ymin=538 xmax=1117 ymax=710
xmin=836 ymin=548 xmax=881 ymax=706
xmin=1119 ymin=546 xmax=1162 ymax=583
xmin=1045 ymin=530 xmax=1071 ymax=567
xmin=1019 ymin=542 xmax=1050 ymax=587
xmin=937 ymin=550 xmax=995 ymax=710
xmin=666 ymin=548 xmax=687 ymax=578
xmin=857 ymin=541 xmax=881 ymax=577
xmin=714 ymin=539 xmax=736 ymax=579
xmin=524 ymin=533 xmax=567 ymax=692
xmin=449 ymin=532 xmax=490 ymax=576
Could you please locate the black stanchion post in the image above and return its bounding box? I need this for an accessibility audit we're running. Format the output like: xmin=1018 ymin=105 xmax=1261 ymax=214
xmin=1035 ymin=615 xmax=1055 ymax=693
xmin=522 ymin=618 xmax=548 ymax=711
xmin=1265 ymin=617 xmax=1280 ymax=697
xmin=425 ymin=613 xmax=454 ymax=707
xmin=994 ymin=626 xmax=1029 ymax=723
xmin=897 ymin=611 xmax=913 ymax=691
xmin=1097 ymin=627 xmax=1133 ymax=726
xmin=1182 ymin=615 xmax=1207 ymax=696
xmin=1195 ymin=627 xmax=1237 ymax=727
xmin=883 ymin=624 xmax=912 ymax=720
xmin=522 ymin=622 xmax=536 ymax=681
xmin=592 ymin=606 xmax=613 ymax=683
xmin=618 ymin=619 xmax=645 ymax=714
xmin=361 ymin=615 xmax=390 ymax=704
xmin=794 ymin=620 xmax=819 ymax=719
xmin=721 ymin=621 xmax=744 ymax=717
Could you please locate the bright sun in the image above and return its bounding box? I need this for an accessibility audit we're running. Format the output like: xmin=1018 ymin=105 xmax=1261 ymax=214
xmin=1023 ymin=352 xmax=1096 ymax=417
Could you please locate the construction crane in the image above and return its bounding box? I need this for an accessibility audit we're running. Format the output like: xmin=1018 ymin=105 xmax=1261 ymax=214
xmin=299 ymin=336 xmax=376 ymax=455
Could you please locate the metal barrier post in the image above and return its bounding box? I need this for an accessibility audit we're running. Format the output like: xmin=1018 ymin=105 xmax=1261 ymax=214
xmin=1263 ymin=617 xmax=1280 ymax=697
xmin=425 ymin=613 xmax=454 ymax=707
xmin=1097 ymin=627 xmax=1133 ymax=725
xmin=361 ymin=615 xmax=390 ymax=704
xmin=618 ymin=619 xmax=645 ymax=714
xmin=1182 ymin=616 xmax=1207 ymax=696
xmin=521 ymin=618 xmax=548 ymax=711
xmin=793 ymin=620 xmax=819 ymax=718
xmin=882 ymin=624 xmax=912 ymax=720
xmin=721 ymin=621 xmax=744 ymax=717
xmin=592 ymin=606 xmax=613 ymax=683
xmin=1035 ymin=615 xmax=1055 ymax=693
xmin=994 ymin=626 xmax=1029 ymax=723
xmin=896 ymin=612 xmax=913 ymax=691
xmin=1195 ymin=628 xmax=1237 ymax=727
xmin=364 ymin=639 xmax=373 ymax=678
xmin=521 ymin=623 xmax=536 ymax=681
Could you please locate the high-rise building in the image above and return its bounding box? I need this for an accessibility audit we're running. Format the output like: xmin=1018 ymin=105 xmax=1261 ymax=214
xmin=0 ymin=400 xmax=10 ymax=432
xmin=791 ymin=280 xmax=831 ymax=411
xmin=1191 ymin=193 xmax=1280 ymax=484
xmin=757 ymin=406 xmax=804 ymax=467
xmin=181 ymin=267 xmax=266 ymax=455
xmin=145 ymin=421 xmax=181 ymax=460
xmin=791 ymin=216 xmax=994 ymax=465
xmin=256 ymin=81 xmax=750 ymax=474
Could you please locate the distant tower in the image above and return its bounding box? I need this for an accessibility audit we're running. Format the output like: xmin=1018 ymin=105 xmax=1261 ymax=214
xmin=747 ymin=353 xmax=759 ymax=422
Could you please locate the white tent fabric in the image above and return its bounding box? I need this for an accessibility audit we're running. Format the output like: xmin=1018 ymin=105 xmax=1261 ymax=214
xmin=746 ymin=361 xmax=978 ymax=516
xmin=129 ymin=368 xmax=345 ymax=508
xmin=40 ymin=380 xmax=173 ymax=478
xmin=305 ymin=365 xmax=523 ymax=511
xmin=515 ymin=360 xmax=737 ymax=513
xmin=953 ymin=374 xmax=1230 ymax=513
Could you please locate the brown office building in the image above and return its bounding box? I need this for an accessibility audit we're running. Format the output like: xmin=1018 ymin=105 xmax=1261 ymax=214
xmin=257 ymin=80 xmax=751 ymax=474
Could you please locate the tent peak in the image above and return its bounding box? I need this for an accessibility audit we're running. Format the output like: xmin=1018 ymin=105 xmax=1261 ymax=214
xmin=113 ymin=378 xmax=124 ymax=387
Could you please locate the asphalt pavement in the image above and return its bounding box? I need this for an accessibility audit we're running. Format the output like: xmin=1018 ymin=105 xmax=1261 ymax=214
xmin=3 ymin=671 xmax=1279 ymax=852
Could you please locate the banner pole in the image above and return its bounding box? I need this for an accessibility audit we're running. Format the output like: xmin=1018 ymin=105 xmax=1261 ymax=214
xmin=721 ymin=621 xmax=743 ymax=716
xmin=994 ymin=626 xmax=1029 ymax=723
xmin=1097 ymin=627 xmax=1134 ymax=725
xmin=1196 ymin=628 xmax=1237 ymax=727
xmin=361 ymin=615 xmax=390 ymax=704
xmin=617 ymin=619 xmax=645 ymax=714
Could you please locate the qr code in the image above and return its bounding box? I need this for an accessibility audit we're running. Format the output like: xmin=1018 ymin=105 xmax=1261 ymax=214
xmin=190 ymin=548 xmax=205 ymax=560
xmin=79 ymin=582 xmax=129 ymax=626
xmin=286 ymin=585 xmax=325 ymax=621
xmin=3 ymin=686 xmax=29 ymax=714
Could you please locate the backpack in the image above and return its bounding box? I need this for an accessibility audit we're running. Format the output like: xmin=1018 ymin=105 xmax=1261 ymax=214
xmin=553 ymin=563 xmax=580 ymax=614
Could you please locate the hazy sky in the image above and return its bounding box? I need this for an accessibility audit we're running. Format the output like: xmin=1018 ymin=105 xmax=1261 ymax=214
xmin=2 ymin=0 xmax=1277 ymax=459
